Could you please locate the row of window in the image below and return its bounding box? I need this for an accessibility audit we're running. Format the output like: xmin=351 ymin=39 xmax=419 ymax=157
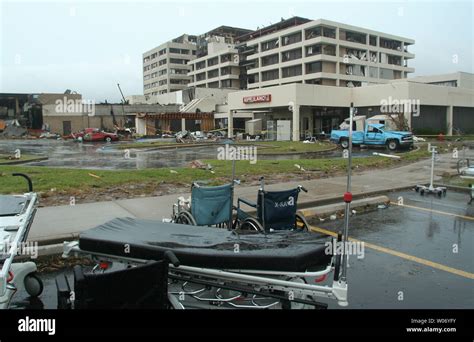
xmin=255 ymin=26 xmax=405 ymax=53
xmin=144 ymin=48 xmax=196 ymax=63
xmin=252 ymin=44 xmax=404 ymax=70
xmin=259 ymin=45 xmax=335 ymax=67
xmin=259 ymin=62 xmax=324 ymax=81
xmin=193 ymin=53 xmax=237 ymax=71
xmin=194 ymin=66 xmax=238 ymax=82
xmin=144 ymin=67 xmax=189 ymax=79
xmin=143 ymin=58 xmax=192 ymax=71
xmin=143 ymin=49 xmax=166 ymax=63
xmin=193 ymin=79 xmax=238 ymax=88
xmin=252 ymin=63 xmax=403 ymax=83
xmin=144 ymin=78 xmax=191 ymax=89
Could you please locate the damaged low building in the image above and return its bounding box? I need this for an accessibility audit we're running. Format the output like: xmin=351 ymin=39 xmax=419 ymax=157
xmin=0 ymin=92 xmax=82 ymax=136
xmin=42 ymin=100 xmax=182 ymax=135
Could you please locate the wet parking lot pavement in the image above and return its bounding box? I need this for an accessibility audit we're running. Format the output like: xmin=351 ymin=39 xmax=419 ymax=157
xmin=317 ymin=190 xmax=473 ymax=309
xmin=11 ymin=189 xmax=473 ymax=309
xmin=1 ymin=139 xmax=392 ymax=170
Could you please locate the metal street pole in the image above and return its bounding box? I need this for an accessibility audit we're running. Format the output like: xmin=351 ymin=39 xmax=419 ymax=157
xmin=341 ymin=102 xmax=354 ymax=282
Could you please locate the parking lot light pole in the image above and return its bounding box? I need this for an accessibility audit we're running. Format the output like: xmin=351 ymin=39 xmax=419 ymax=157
xmin=341 ymin=102 xmax=354 ymax=282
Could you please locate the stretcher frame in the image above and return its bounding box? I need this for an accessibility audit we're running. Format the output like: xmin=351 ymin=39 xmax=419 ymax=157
xmin=62 ymin=240 xmax=349 ymax=309
xmin=0 ymin=174 xmax=40 ymax=308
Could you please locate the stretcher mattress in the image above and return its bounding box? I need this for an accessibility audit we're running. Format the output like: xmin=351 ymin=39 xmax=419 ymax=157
xmin=79 ymin=217 xmax=332 ymax=272
xmin=0 ymin=195 xmax=26 ymax=216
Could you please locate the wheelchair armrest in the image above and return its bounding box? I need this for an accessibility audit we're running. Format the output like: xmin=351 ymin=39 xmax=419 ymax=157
xmin=298 ymin=185 xmax=308 ymax=193
xmin=238 ymin=197 xmax=257 ymax=208
xmin=192 ymin=181 xmax=206 ymax=188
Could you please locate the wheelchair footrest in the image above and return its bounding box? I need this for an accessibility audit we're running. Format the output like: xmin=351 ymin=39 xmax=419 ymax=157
xmin=55 ymin=274 xmax=72 ymax=309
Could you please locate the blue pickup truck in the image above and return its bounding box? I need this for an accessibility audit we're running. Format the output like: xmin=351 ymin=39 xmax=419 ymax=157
xmin=330 ymin=123 xmax=414 ymax=151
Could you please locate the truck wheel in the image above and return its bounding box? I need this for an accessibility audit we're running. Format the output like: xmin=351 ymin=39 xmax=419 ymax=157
xmin=105 ymin=137 xmax=112 ymax=143
xmin=387 ymin=140 xmax=399 ymax=151
xmin=340 ymin=139 xmax=349 ymax=149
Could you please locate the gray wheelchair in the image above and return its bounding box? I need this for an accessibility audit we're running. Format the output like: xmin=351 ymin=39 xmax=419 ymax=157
xmin=172 ymin=182 xmax=235 ymax=229
xmin=234 ymin=177 xmax=310 ymax=233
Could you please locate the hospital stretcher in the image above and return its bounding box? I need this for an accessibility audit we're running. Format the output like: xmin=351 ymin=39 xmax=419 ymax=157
xmin=62 ymin=217 xmax=349 ymax=309
xmin=0 ymin=174 xmax=43 ymax=309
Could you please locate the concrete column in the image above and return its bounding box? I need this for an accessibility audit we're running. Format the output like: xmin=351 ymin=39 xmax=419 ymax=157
xmin=181 ymin=118 xmax=186 ymax=131
xmin=292 ymin=104 xmax=300 ymax=141
xmin=228 ymin=110 xmax=233 ymax=138
xmin=446 ymin=106 xmax=453 ymax=135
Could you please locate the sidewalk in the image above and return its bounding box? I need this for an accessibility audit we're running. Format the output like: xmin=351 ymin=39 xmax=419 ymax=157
xmin=28 ymin=150 xmax=472 ymax=243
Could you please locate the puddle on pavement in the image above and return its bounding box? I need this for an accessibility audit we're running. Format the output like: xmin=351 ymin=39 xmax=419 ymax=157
xmin=0 ymin=139 xmax=398 ymax=170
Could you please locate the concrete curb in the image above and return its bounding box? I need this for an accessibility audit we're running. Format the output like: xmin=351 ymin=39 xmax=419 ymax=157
xmin=295 ymin=184 xmax=414 ymax=210
xmin=0 ymin=156 xmax=48 ymax=165
xmin=300 ymin=195 xmax=389 ymax=217
xmin=434 ymin=183 xmax=472 ymax=193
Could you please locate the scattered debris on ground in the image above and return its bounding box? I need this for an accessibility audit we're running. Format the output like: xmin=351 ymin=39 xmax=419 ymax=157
xmin=37 ymin=182 xmax=189 ymax=207
xmin=307 ymin=202 xmax=387 ymax=226
xmin=35 ymin=255 xmax=94 ymax=273
xmin=0 ymin=124 xmax=27 ymax=137
xmin=189 ymin=159 xmax=212 ymax=170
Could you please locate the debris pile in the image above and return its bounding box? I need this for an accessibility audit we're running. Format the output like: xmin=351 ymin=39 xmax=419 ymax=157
xmin=0 ymin=121 xmax=27 ymax=137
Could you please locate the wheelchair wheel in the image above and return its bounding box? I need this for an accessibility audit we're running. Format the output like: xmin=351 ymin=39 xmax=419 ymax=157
xmin=295 ymin=212 xmax=309 ymax=231
xmin=24 ymin=273 xmax=43 ymax=298
xmin=239 ymin=218 xmax=264 ymax=233
xmin=175 ymin=211 xmax=197 ymax=226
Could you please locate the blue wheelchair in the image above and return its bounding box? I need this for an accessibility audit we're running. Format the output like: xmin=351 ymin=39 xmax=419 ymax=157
xmin=172 ymin=182 xmax=235 ymax=229
xmin=234 ymin=177 xmax=310 ymax=233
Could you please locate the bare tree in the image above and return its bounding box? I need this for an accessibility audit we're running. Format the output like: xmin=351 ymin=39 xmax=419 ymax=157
xmin=388 ymin=113 xmax=410 ymax=131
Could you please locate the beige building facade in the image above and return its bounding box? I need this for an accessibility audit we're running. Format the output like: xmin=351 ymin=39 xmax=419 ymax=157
xmin=143 ymin=34 xmax=197 ymax=96
xmin=243 ymin=19 xmax=415 ymax=89
xmin=225 ymin=77 xmax=474 ymax=141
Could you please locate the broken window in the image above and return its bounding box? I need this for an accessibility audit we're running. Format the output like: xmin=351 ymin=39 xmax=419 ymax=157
xmin=207 ymin=57 xmax=218 ymax=67
xmin=261 ymin=39 xmax=279 ymax=52
xmin=281 ymin=65 xmax=302 ymax=78
xmin=322 ymin=27 xmax=336 ymax=39
xmin=261 ymin=69 xmax=279 ymax=81
xmin=196 ymin=61 xmax=206 ymax=70
xmin=387 ymin=55 xmax=402 ymax=66
xmin=196 ymin=72 xmax=206 ymax=81
xmin=369 ymin=35 xmax=377 ymax=46
xmin=261 ymin=54 xmax=279 ymax=66
xmin=306 ymin=61 xmax=322 ymax=74
xmin=207 ymin=69 xmax=219 ymax=79
xmin=380 ymin=38 xmax=402 ymax=51
xmin=342 ymin=30 xmax=367 ymax=44
xmin=305 ymin=27 xmax=321 ymax=40
xmin=282 ymin=32 xmax=302 ymax=46
xmin=281 ymin=48 xmax=302 ymax=62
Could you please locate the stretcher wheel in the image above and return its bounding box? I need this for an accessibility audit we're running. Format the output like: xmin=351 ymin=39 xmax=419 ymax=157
xmin=24 ymin=273 xmax=43 ymax=298
xmin=239 ymin=218 xmax=264 ymax=233
xmin=175 ymin=211 xmax=197 ymax=226
xmin=295 ymin=213 xmax=309 ymax=231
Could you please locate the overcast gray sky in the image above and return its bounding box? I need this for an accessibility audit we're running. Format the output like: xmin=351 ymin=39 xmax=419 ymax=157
xmin=0 ymin=0 xmax=472 ymax=102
